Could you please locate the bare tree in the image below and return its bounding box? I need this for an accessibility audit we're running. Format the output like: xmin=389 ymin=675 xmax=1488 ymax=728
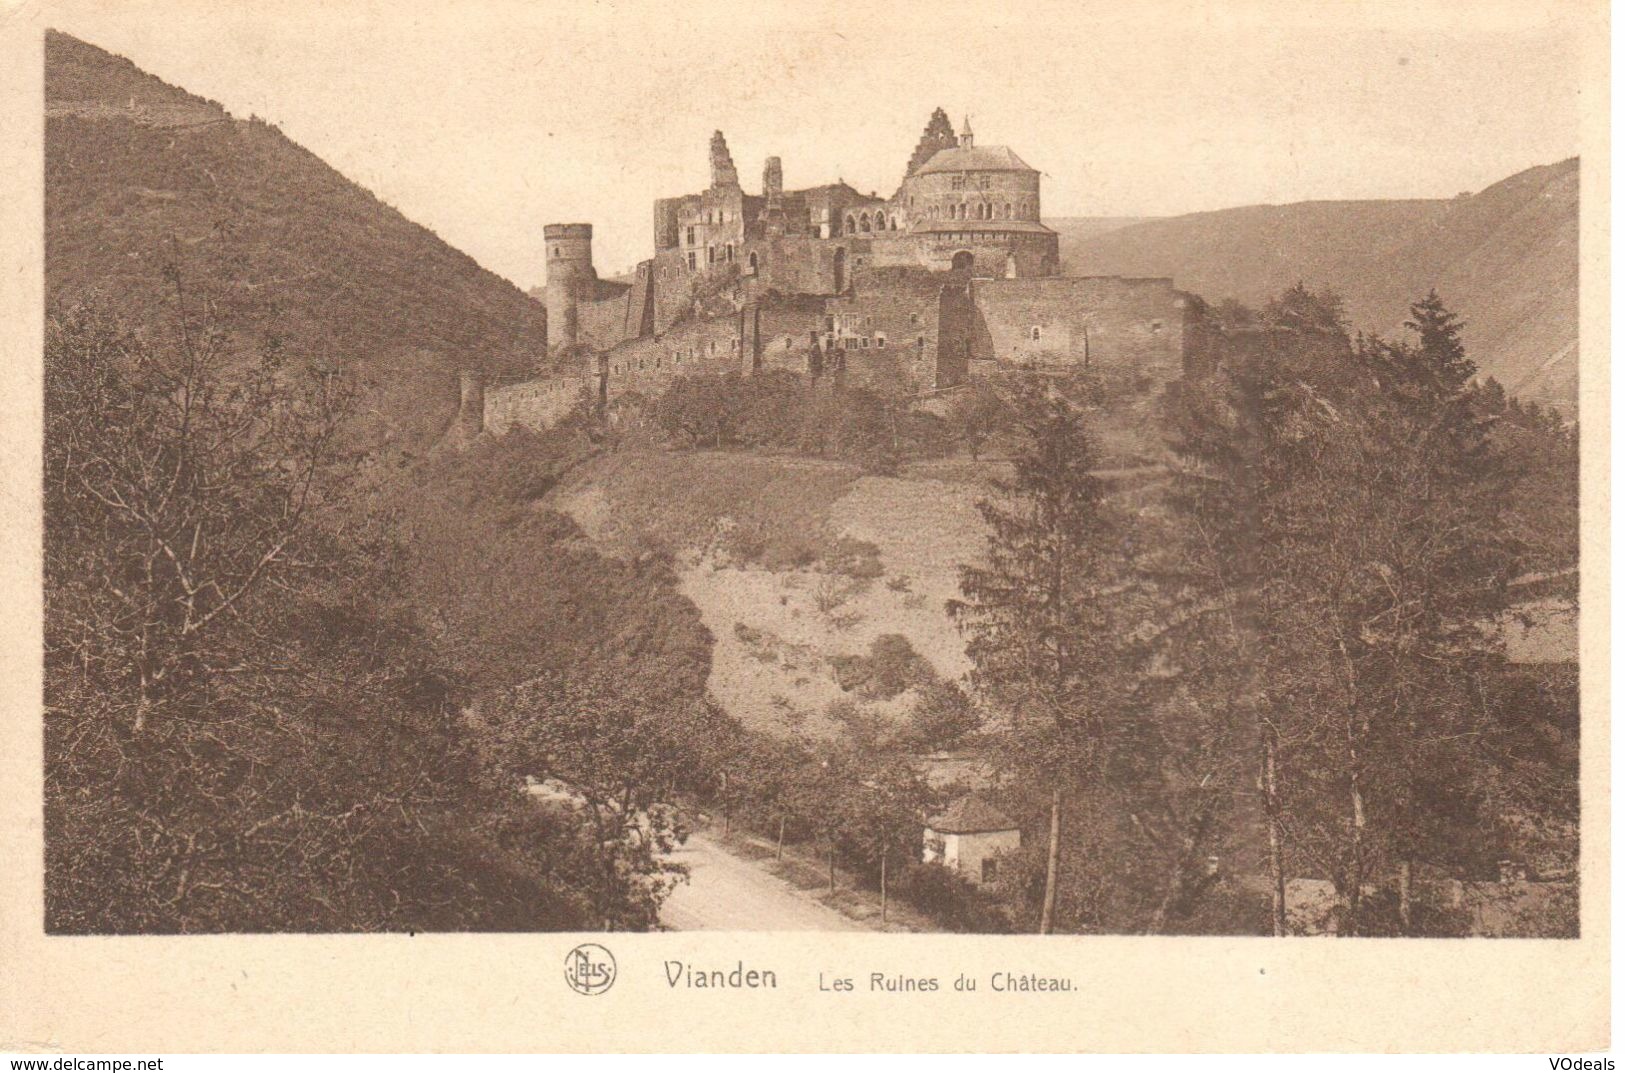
xmin=45 ymin=278 xmax=352 ymax=735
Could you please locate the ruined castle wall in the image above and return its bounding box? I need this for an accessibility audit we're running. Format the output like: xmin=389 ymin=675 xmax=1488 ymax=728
xmin=601 ymin=314 xmax=747 ymax=403
xmin=577 ymin=290 xmax=633 ymax=351
xmin=867 ymin=229 xmax=930 ymax=269
xmin=741 ymin=235 xmax=865 ymax=297
xmin=653 ymin=196 xmax=690 ymax=250
xmin=968 ymin=277 xmax=1189 ymax=383
xmin=822 ymin=269 xmax=950 ymax=395
xmin=752 ymin=298 xmax=828 ymax=377
xmin=935 ymin=281 xmax=975 ymax=389
xmin=623 ymin=260 xmax=656 ymax=340
xmin=905 ymin=229 xmax=1058 ymax=277
xmin=485 ymin=375 xmax=594 ymax=434
xmin=650 ymin=250 xmax=691 ymax=333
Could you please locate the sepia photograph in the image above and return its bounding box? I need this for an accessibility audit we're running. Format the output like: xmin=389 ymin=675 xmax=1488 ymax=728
xmin=0 ymin=0 xmax=1610 ymax=1055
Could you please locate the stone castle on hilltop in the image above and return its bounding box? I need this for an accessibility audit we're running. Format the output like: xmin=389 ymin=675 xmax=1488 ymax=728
xmin=459 ymin=109 xmax=1199 ymax=436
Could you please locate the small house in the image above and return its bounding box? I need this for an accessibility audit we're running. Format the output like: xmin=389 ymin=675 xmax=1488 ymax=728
xmin=923 ymin=795 xmax=1021 ymax=885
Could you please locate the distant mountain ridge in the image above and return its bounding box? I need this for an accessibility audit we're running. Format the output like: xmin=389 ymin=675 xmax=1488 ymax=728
xmin=1053 ymin=158 xmax=1580 ymax=413
xmin=45 ymin=31 xmax=549 ymax=449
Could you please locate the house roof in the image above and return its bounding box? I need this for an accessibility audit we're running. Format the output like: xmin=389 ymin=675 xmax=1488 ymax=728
xmin=915 ymin=145 xmax=1036 ymax=176
xmin=910 ymin=219 xmax=1055 ymax=236
xmin=927 ymin=795 xmax=1017 ymax=834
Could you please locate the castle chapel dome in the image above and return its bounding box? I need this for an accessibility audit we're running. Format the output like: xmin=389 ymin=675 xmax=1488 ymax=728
xmin=913 ymin=145 xmax=1036 ymax=175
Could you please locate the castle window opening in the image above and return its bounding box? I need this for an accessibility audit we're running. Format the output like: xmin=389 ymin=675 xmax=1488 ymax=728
xmin=876 ymin=334 xmax=887 ymax=348
xmin=748 ymin=251 xmax=759 ymax=274
xmin=860 ymin=213 xmax=871 ymax=232
xmin=917 ymin=336 xmax=925 ymax=347
xmin=910 ymin=313 xmax=919 ymax=326
xmin=687 ymin=252 xmax=697 ymax=270
xmin=707 ymin=246 xmax=716 ymax=264
xmin=1030 ymin=325 xmax=1042 ymax=341
xmin=846 ymin=214 xmax=856 ymax=233
xmin=951 ymin=175 xmax=966 ymax=191
xmin=860 ymin=337 xmax=869 ymax=348
xmin=686 ymin=226 xmax=696 ymax=245
xmin=1151 ymin=320 xmax=1164 ymax=333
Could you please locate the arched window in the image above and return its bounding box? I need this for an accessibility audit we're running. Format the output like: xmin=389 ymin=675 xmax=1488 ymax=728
xmin=748 ymin=251 xmax=759 ymax=274
xmin=860 ymin=212 xmax=871 ymax=232
xmin=1004 ymin=203 xmax=1012 ymax=218
xmin=1030 ymin=325 xmax=1042 ymax=342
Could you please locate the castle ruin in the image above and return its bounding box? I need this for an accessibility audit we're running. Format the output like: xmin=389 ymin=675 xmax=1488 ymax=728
xmin=475 ymin=109 xmax=1197 ymax=434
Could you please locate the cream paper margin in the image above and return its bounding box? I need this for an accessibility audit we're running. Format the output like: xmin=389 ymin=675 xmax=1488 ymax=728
xmin=0 ymin=0 xmax=1608 ymax=1053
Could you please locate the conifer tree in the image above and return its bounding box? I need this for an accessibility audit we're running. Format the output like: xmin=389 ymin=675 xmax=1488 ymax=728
xmin=950 ymin=390 xmax=1131 ymax=933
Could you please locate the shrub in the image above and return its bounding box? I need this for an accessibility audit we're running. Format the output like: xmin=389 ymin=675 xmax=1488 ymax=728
xmin=892 ymin=862 xmax=1015 ymax=933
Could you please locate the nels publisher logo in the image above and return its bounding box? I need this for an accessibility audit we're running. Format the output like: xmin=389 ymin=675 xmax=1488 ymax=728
xmin=565 ymin=943 xmax=617 ymax=996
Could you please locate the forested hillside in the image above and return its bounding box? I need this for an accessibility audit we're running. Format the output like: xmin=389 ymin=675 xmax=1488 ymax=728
xmin=1055 ymin=159 xmax=1580 ymax=413
xmin=45 ymin=31 xmax=549 ymax=450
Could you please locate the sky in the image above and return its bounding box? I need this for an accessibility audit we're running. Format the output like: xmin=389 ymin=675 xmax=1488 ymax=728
xmin=44 ymin=0 xmax=1587 ymax=289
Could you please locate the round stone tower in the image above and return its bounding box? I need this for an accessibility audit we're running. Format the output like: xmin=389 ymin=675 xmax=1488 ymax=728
xmin=544 ymin=223 xmax=597 ymax=350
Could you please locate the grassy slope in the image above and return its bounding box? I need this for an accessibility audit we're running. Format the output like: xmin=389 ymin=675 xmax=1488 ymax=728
xmin=1059 ymin=161 xmax=1580 ymax=413
xmin=549 ymin=450 xmax=995 ymax=735
xmin=45 ymin=31 xmax=549 ymax=450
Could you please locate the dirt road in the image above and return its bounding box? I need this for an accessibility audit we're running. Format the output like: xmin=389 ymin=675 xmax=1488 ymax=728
xmin=660 ymin=833 xmax=868 ymax=931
